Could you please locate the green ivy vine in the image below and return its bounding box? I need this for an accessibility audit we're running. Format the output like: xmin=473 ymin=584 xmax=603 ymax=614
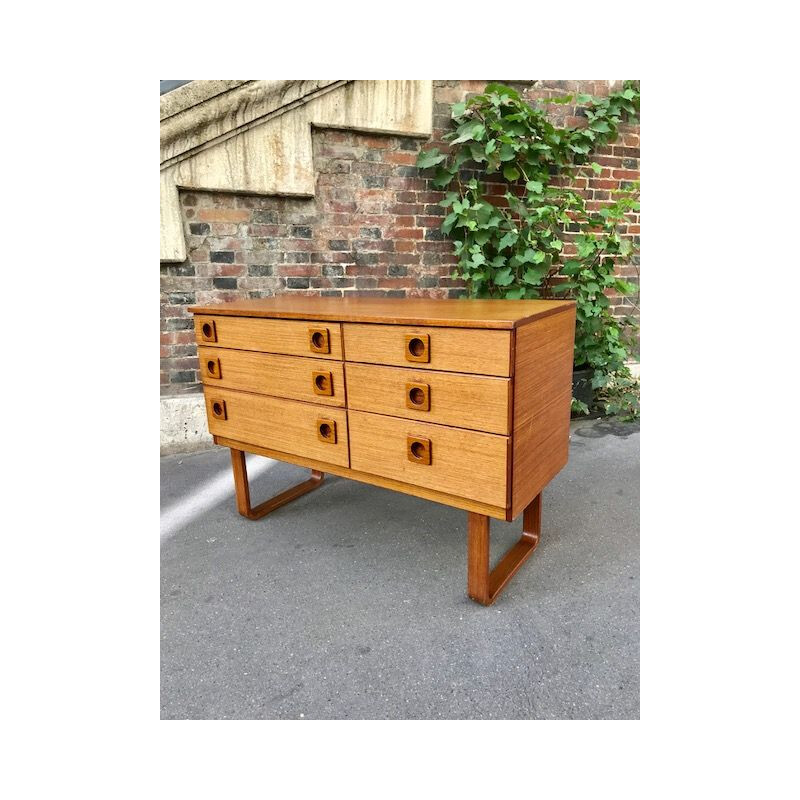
xmin=416 ymin=81 xmax=640 ymax=419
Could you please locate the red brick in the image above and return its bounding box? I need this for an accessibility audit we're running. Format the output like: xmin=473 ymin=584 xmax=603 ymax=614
xmin=414 ymin=216 xmax=445 ymax=229
xmin=389 ymin=228 xmax=424 ymax=239
xmin=385 ymin=151 xmax=418 ymax=165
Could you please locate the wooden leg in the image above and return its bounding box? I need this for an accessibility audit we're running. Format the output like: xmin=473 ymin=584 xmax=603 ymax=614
xmin=467 ymin=492 xmax=542 ymax=605
xmin=229 ymin=448 xmax=324 ymax=521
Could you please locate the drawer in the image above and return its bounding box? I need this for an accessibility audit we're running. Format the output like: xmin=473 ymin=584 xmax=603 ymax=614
xmin=203 ymin=387 xmax=349 ymax=467
xmin=194 ymin=315 xmax=343 ymax=360
xmin=345 ymin=363 xmax=510 ymax=435
xmin=348 ymin=410 xmax=508 ymax=508
xmin=342 ymin=324 xmax=512 ymax=376
xmin=198 ymin=347 xmax=345 ymax=407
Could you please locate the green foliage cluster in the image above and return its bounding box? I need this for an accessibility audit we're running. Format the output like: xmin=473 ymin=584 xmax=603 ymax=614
xmin=416 ymin=81 xmax=640 ymax=419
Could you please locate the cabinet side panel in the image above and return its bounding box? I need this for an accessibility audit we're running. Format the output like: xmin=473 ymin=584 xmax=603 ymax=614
xmin=511 ymin=308 xmax=576 ymax=518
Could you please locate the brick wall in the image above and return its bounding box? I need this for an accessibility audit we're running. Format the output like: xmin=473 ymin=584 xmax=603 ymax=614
xmin=161 ymin=80 xmax=640 ymax=395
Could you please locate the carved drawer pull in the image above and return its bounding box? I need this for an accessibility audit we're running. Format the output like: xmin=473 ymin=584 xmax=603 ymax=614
xmin=405 ymin=334 xmax=430 ymax=363
xmin=312 ymin=370 xmax=334 ymax=396
xmin=200 ymin=320 xmax=217 ymax=342
xmin=308 ymin=327 xmax=330 ymax=354
xmin=407 ymin=436 xmax=431 ymax=465
xmin=405 ymin=382 xmax=430 ymax=411
xmin=205 ymin=356 xmax=222 ymax=379
xmin=317 ymin=418 xmax=337 ymax=444
xmin=210 ymin=399 xmax=227 ymax=420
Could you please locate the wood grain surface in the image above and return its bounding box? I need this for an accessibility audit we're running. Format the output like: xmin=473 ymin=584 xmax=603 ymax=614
xmin=348 ymin=410 xmax=508 ymax=507
xmin=189 ymin=296 xmax=575 ymax=329
xmin=193 ymin=315 xmax=343 ymax=359
xmin=345 ymin=362 xmax=511 ymax=434
xmin=198 ymin=347 xmax=346 ymax=407
xmin=510 ymin=306 xmax=576 ymax=517
xmin=343 ymin=323 xmax=512 ymax=376
xmin=203 ymin=387 xmax=350 ymax=467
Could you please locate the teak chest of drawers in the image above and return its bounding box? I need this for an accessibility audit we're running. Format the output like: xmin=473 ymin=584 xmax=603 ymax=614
xmin=189 ymin=297 xmax=576 ymax=605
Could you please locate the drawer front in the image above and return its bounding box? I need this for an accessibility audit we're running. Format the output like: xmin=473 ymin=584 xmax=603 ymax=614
xmin=198 ymin=346 xmax=345 ymax=407
xmin=348 ymin=410 xmax=508 ymax=507
xmin=343 ymin=324 xmax=512 ymax=376
xmin=194 ymin=315 xmax=343 ymax=360
xmin=346 ymin=363 xmax=510 ymax=435
xmin=203 ymin=387 xmax=349 ymax=467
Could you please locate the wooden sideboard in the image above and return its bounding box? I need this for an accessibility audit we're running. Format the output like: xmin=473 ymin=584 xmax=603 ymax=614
xmin=189 ymin=297 xmax=576 ymax=605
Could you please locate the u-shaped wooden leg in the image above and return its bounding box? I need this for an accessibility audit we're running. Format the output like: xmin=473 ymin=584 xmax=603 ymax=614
xmin=467 ymin=493 xmax=542 ymax=605
xmin=229 ymin=448 xmax=324 ymax=520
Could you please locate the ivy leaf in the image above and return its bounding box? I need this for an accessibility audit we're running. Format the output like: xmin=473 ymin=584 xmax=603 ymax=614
xmin=494 ymin=267 xmax=515 ymax=286
xmin=417 ymin=149 xmax=446 ymax=169
xmin=590 ymin=162 xmax=603 ymax=175
xmin=622 ymin=88 xmax=636 ymax=100
xmin=525 ymin=180 xmax=544 ymax=194
xmin=504 ymin=287 xmax=525 ymax=299
xmin=451 ymin=122 xmax=482 ymax=145
xmin=451 ymin=101 xmax=467 ymax=118
xmin=586 ymin=282 xmax=600 ymax=293
xmin=485 ymin=139 xmax=497 ymax=155
xmin=499 ymin=143 xmax=516 ymax=161
xmin=498 ymin=231 xmax=518 ymax=251
xmin=485 ymin=83 xmax=521 ymax=100
xmin=469 ymin=142 xmax=486 ymax=162
xmin=470 ymin=252 xmax=486 ymax=267
xmin=503 ymin=165 xmax=520 ymax=181
xmin=576 ymin=93 xmax=593 ymax=104
xmin=590 ymin=120 xmax=611 ymax=133
xmin=522 ymin=266 xmax=547 ymax=284
xmin=432 ymin=167 xmax=454 ymax=188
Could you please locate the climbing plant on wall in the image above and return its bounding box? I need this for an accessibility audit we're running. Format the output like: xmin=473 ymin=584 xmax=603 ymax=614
xmin=416 ymin=81 xmax=640 ymax=419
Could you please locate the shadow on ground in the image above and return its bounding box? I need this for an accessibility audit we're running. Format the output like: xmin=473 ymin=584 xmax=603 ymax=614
xmin=160 ymin=417 xmax=639 ymax=719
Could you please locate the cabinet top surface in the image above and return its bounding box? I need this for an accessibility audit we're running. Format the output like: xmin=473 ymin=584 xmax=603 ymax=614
xmin=188 ymin=297 xmax=574 ymax=329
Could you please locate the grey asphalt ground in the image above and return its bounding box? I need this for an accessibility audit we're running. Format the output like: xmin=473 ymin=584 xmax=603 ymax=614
xmin=161 ymin=417 xmax=639 ymax=719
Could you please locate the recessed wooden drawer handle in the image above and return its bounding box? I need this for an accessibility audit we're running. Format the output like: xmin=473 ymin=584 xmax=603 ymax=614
xmin=405 ymin=334 xmax=430 ymax=363
xmin=317 ymin=418 xmax=337 ymax=444
xmin=405 ymin=382 xmax=430 ymax=411
xmin=312 ymin=370 xmax=334 ymax=396
xmin=210 ymin=399 xmax=227 ymax=420
xmin=205 ymin=357 xmax=222 ymax=379
xmin=308 ymin=327 xmax=330 ymax=354
xmin=200 ymin=320 xmax=217 ymax=342
xmin=407 ymin=436 xmax=432 ymax=465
